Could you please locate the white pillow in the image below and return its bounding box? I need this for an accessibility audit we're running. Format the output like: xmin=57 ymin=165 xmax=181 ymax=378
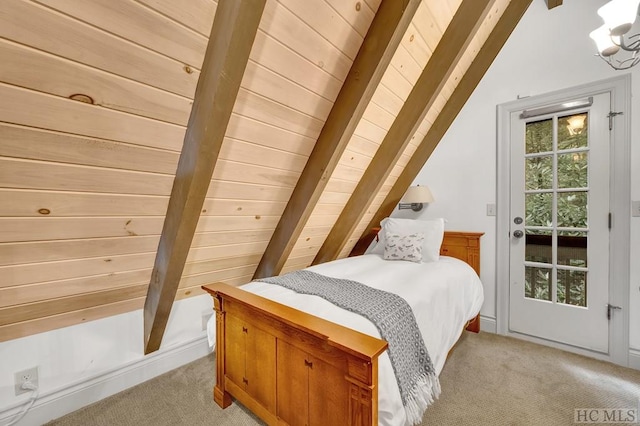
xmin=370 ymin=217 xmax=445 ymax=263
xmin=383 ymin=233 xmax=424 ymax=262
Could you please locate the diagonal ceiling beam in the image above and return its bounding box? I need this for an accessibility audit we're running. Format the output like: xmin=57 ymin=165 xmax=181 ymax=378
xmin=350 ymin=0 xmax=533 ymax=257
xmin=143 ymin=0 xmax=266 ymax=354
xmin=545 ymin=0 xmax=562 ymax=10
xmin=314 ymin=0 xmax=494 ymax=265
xmin=252 ymin=0 xmax=422 ymax=279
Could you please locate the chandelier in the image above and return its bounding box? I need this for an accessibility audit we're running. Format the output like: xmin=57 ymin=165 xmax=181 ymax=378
xmin=589 ymin=0 xmax=640 ymax=70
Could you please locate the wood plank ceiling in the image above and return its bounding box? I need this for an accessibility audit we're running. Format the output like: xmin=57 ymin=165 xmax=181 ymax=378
xmin=0 ymin=0 xmax=532 ymax=343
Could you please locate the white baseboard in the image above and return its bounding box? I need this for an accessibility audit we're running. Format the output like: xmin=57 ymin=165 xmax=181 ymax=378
xmin=480 ymin=315 xmax=497 ymax=333
xmin=629 ymin=349 xmax=640 ymax=370
xmin=0 ymin=335 xmax=210 ymax=426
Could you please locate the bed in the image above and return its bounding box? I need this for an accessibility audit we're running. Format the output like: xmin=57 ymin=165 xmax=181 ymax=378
xmin=202 ymin=223 xmax=483 ymax=426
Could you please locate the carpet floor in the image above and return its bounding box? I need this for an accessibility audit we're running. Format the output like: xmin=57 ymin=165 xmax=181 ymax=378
xmin=47 ymin=332 xmax=640 ymax=425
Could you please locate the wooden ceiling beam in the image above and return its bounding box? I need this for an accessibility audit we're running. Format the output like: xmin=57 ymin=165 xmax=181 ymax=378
xmin=252 ymin=0 xmax=422 ymax=279
xmin=350 ymin=0 xmax=534 ymax=257
xmin=143 ymin=0 xmax=266 ymax=354
xmin=545 ymin=0 xmax=562 ymax=10
xmin=314 ymin=0 xmax=494 ymax=265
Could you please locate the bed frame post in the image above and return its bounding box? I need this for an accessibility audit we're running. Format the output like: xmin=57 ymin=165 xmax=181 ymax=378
xmin=212 ymin=295 xmax=232 ymax=408
xmin=346 ymin=357 xmax=378 ymax=425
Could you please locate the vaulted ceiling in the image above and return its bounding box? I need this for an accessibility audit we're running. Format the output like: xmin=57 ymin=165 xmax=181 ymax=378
xmin=0 ymin=0 xmax=540 ymax=346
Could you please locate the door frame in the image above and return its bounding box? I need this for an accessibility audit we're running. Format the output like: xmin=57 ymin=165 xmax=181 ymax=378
xmin=496 ymin=75 xmax=631 ymax=366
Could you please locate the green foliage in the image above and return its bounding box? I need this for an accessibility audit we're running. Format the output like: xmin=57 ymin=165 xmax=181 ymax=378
xmin=522 ymin=114 xmax=589 ymax=307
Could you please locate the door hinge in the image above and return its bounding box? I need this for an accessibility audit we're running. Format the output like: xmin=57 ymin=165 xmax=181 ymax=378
xmin=607 ymin=111 xmax=623 ymax=130
xmin=608 ymin=212 xmax=612 ymax=229
xmin=607 ymin=303 xmax=622 ymax=320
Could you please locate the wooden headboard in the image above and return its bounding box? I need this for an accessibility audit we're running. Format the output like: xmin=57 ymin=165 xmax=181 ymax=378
xmin=363 ymin=228 xmax=484 ymax=276
xmin=440 ymin=231 xmax=484 ymax=275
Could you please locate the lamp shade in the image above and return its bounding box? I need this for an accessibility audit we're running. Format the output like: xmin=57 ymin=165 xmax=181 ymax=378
xmin=401 ymin=185 xmax=434 ymax=204
xmin=597 ymin=0 xmax=640 ymax=36
xmin=589 ymin=25 xmax=621 ymax=56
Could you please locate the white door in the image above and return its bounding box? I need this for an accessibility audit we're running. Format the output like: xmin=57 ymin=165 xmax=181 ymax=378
xmin=509 ymin=93 xmax=610 ymax=353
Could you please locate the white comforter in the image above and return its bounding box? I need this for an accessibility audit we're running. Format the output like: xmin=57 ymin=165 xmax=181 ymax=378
xmin=207 ymin=254 xmax=484 ymax=426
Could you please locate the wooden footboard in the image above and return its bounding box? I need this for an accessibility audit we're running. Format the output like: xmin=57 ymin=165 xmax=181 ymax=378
xmin=202 ymin=231 xmax=483 ymax=424
xmin=202 ymin=283 xmax=388 ymax=426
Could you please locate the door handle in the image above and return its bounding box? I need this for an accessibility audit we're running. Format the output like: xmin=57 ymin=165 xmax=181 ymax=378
xmin=607 ymin=304 xmax=622 ymax=320
xmin=513 ymin=230 xmax=524 ymax=239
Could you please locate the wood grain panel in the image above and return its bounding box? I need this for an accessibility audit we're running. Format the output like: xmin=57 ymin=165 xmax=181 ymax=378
xmin=219 ymin=139 xmax=307 ymax=173
xmin=326 ymin=0 xmax=376 ymax=37
xmin=179 ymin=264 xmax=259 ymax=288
xmin=0 ymin=124 xmax=179 ymax=174
xmin=242 ymin=61 xmax=333 ymax=119
xmin=402 ymin=22 xmax=432 ymax=64
xmin=0 ymin=253 xmax=154 ymax=288
xmin=0 ymin=236 xmax=160 ymax=267
xmin=35 ymin=0 xmax=208 ymax=67
xmin=0 ymin=84 xmax=185 ymax=151
xmin=0 ymin=190 xmax=169 ymax=217
xmin=278 ymin=0 xmax=363 ymax=61
xmin=183 ymin=254 xmax=263 ymax=276
xmin=212 ymin=160 xmax=300 ymax=188
xmin=191 ymin=229 xmax=275 ymax=248
xmin=0 ymin=298 xmax=147 ymax=343
xmin=353 ymin=118 xmax=388 ymax=145
xmin=225 ymin=114 xmax=316 ymax=157
xmin=201 ymin=199 xmax=288 ymax=217
xmin=260 ymin=0 xmax=352 ymax=81
xmin=389 ymin=44 xmax=422 ymax=84
xmin=233 ymin=89 xmax=324 ymax=138
xmin=187 ymin=243 xmax=269 ymax=263
xmin=0 ymin=190 xmax=288 ymax=218
xmin=0 ymin=229 xmax=272 ymax=270
xmin=0 ymin=217 xmax=165 ymax=243
xmin=136 ymin=0 xmax=216 ymax=36
xmin=0 ymin=270 xmax=152 ymax=307
xmin=0 ymin=39 xmax=192 ymax=126
xmin=0 ymin=0 xmax=199 ymax=97
xmin=206 ymin=181 xmax=293 ymax=202
xmin=0 ymin=284 xmax=148 ymax=326
xmin=251 ymin=30 xmax=342 ymax=102
xmin=0 ymin=158 xmax=174 ymax=196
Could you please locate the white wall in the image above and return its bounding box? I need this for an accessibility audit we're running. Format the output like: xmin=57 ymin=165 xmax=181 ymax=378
xmin=0 ymin=294 xmax=214 ymax=425
xmin=407 ymin=0 xmax=640 ymax=351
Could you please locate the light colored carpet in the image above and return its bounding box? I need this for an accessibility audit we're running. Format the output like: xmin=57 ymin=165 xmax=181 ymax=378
xmin=47 ymin=332 xmax=640 ymax=425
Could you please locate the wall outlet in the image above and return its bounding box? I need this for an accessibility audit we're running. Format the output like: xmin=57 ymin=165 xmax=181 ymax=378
xmin=632 ymin=200 xmax=640 ymax=217
xmin=14 ymin=367 xmax=38 ymax=396
xmin=486 ymin=203 xmax=497 ymax=216
xmin=202 ymin=313 xmax=214 ymax=331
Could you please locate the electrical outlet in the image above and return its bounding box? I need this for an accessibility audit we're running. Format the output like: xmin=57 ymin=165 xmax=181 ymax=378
xmin=202 ymin=313 xmax=214 ymax=331
xmin=14 ymin=367 xmax=38 ymax=396
xmin=632 ymin=200 xmax=640 ymax=217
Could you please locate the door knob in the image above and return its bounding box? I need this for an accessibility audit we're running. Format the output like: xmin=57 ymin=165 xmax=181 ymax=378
xmin=513 ymin=230 xmax=524 ymax=238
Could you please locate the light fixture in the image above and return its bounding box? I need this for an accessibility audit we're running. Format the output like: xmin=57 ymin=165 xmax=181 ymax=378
xmin=399 ymin=185 xmax=434 ymax=212
xmin=566 ymin=114 xmax=587 ymax=135
xmin=590 ymin=0 xmax=640 ymax=70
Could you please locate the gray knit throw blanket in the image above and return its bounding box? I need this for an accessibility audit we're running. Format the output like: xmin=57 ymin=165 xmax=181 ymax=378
xmin=256 ymin=270 xmax=440 ymax=424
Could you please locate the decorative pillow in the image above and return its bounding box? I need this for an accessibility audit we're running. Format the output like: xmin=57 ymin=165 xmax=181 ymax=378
xmin=383 ymin=233 xmax=424 ymax=262
xmin=370 ymin=217 xmax=445 ymax=263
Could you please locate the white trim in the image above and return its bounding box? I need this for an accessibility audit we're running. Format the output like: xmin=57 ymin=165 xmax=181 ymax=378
xmin=0 ymin=336 xmax=210 ymax=426
xmin=496 ymin=75 xmax=631 ymax=366
xmin=480 ymin=315 xmax=497 ymax=333
xmin=629 ymin=349 xmax=640 ymax=370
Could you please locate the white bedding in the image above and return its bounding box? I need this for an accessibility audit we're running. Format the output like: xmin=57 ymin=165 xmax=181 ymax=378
xmin=207 ymin=254 xmax=483 ymax=426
